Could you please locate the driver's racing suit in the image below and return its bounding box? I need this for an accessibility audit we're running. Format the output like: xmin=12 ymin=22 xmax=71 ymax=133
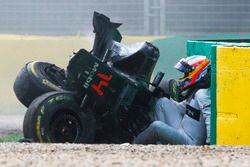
xmin=133 ymin=88 xmax=211 ymax=145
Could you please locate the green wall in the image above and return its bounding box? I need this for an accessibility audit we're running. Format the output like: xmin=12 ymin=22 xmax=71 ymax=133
xmin=152 ymin=35 xmax=250 ymax=80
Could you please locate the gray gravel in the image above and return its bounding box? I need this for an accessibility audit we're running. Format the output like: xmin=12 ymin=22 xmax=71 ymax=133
xmin=0 ymin=143 xmax=249 ymax=167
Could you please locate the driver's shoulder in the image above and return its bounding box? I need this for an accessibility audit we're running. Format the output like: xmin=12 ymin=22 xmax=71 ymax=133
xmin=195 ymin=88 xmax=210 ymax=96
xmin=194 ymin=88 xmax=210 ymax=103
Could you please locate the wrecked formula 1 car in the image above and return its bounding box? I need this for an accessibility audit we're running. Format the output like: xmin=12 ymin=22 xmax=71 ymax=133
xmin=14 ymin=12 xmax=177 ymax=143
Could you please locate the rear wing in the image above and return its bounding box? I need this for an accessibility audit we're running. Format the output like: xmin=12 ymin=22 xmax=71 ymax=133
xmin=92 ymin=11 xmax=122 ymax=60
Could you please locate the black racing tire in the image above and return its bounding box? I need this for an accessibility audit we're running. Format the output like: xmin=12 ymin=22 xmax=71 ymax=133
xmin=23 ymin=91 xmax=95 ymax=143
xmin=14 ymin=61 xmax=70 ymax=107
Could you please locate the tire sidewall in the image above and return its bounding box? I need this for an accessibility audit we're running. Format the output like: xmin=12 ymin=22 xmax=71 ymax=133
xmin=14 ymin=61 xmax=68 ymax=107
xmin=28 ymin=92 xmax=95 ymax=143
xmin=27 ymin=61 xmax=65 ymax=92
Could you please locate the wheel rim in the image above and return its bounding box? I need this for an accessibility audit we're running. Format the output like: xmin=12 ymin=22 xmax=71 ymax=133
xmin=50 ymin=111 xmax=81 ymax=143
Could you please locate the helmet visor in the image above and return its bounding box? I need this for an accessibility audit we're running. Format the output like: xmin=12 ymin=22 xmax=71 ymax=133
xmin=174 ymin=59 xmax=193 ymax=73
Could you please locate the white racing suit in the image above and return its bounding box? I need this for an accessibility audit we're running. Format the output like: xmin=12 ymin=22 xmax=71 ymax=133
xmin=133 ymin=88 xmax=211 ymax=145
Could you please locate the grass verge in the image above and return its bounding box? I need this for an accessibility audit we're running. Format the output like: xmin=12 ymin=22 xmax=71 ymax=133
xmin=0 ymin=133 xmax=23 ymax=142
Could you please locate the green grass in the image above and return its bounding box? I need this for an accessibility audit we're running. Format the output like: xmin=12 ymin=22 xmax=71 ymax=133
xmin=0 ymin=133 xmax=23 ymax=142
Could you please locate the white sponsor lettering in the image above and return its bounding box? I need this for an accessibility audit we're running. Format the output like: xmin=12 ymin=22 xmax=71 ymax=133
xmin=83 ymin=62 xmax=99 ymax=89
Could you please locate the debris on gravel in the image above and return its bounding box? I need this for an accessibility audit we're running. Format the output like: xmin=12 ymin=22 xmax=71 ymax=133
xmin=0 ymin=143 xmax=249 ymax=167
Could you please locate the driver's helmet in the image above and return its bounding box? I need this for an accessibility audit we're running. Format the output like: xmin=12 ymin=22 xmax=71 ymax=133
xmin=174 ymin=55 xmax=210 ymax=90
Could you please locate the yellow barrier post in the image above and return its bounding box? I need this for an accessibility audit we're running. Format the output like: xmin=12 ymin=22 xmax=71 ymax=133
xmin=216 ymin=46 xmax=250 ymax=145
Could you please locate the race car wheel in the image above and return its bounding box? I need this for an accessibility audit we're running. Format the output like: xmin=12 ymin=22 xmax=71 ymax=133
xmin=23 ymin=91 xmax=95 ymax=143
xmin=14 ymin=61 xmax=71 ymax=107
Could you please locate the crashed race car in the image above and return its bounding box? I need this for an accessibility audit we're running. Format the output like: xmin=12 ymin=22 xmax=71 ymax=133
xmin=14 ymin=12 xmax=178 ymax=143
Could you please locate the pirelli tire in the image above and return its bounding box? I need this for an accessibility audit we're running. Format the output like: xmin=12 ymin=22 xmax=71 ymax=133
xmin=23 ymin=91 xmax=95 ymax=143
xmin=14 ymin=61 xmax=70 ymax=107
